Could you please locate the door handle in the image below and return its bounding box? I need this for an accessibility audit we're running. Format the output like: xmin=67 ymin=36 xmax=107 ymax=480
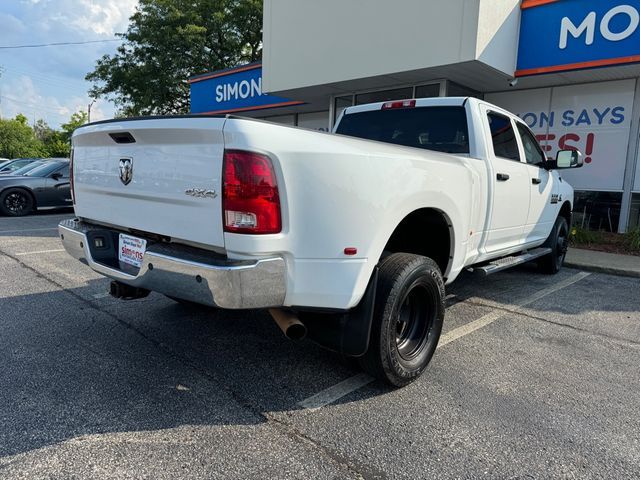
xmin=532 ymin=178 xmax=542 ymax=185
xmin=496 ymin=173 xmax=510 ymax=181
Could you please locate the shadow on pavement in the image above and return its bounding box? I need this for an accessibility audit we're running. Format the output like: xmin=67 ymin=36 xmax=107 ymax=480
xmin=1 ymin=258 xmax=638 ymax=459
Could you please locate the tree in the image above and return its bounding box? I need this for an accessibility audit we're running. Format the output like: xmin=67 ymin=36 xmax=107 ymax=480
xmin=0 ymin=111 xmax=86 ymax=159
xmin=86 ymin=0 xmax=263 ymax=116
xmin=0 ymin=115 xmax=44 ymax=159
xmin=34 ymin=119 xmax=70 ymax=157
xmin=61 ymin=111 xmax=88 ymax=142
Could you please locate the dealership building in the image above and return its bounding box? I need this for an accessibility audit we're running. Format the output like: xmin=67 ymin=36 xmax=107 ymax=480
xmin=189 ymin=0 xmax=640 ymax=233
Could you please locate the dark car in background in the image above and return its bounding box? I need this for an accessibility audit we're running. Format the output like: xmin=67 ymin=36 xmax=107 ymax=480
xmin=0 ymin=160 xmax=72 ymax=216
xmin=0 ymin=157 xmax=68 ymax=176
xmin=0 ymin=158 xmax=39 ymax=175
xmin=10 ymin=160 xmax=49 ymax=176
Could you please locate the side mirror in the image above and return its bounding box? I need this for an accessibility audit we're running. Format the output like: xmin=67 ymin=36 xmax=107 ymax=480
xmin=50 ymin=172 xmax=63 ymax=180
xmin=547 ymin=150 xmax=583 ymax=170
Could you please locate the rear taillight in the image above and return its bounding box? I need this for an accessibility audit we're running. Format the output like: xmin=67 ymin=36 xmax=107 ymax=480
xmin=381 ymin=99 xmax=416 ymax=110
xmin=69 ymin=148 xmax=75 ymax=204
xmin=222 ymin=149 xmax=281 ymax=234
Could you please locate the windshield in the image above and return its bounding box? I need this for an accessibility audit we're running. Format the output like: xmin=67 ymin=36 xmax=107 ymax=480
xmin=11 ymin=161 xmax=45 ymax=176
xmin=24 ymin=162 xmax=65 ymax=177
xmin=336 ymin=106 xmax=470 ymax=154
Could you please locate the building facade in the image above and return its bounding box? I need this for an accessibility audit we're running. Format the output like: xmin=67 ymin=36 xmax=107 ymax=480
xmin=190 ymin=0 xmax=640 ymax=232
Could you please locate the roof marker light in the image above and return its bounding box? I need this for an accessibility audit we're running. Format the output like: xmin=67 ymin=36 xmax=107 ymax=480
xmin=381 ymin=99 xmax=416 ymax=110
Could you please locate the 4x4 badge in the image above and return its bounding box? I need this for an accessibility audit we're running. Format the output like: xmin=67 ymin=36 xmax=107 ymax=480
xmin=119 ymin=158 xmax=133 ymax=185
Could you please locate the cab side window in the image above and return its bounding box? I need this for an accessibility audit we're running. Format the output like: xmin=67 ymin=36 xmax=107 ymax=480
xmin=516 ymin=123 xmax=546 ymax=167
xmin=487 ymin=113 xmax=520 ymax=161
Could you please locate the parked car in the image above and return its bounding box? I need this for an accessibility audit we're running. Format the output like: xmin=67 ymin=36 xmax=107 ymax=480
xmin=9 ymin=160 xmax=48 ymax=176
xmin=0 ymin=160 xmax=71 ymax=216
xmin=59 ymin=97 xmax=582 ymax=386
xmin=0 ymin=158 xmax=39 ymax=175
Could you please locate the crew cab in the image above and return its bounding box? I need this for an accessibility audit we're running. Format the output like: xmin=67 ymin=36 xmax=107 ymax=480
xmin=59 ymin=97 xmax=582 ymax=386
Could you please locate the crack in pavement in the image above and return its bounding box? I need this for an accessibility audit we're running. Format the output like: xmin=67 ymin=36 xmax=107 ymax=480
xmin=0 ymin=247 xmax=374 ymax=479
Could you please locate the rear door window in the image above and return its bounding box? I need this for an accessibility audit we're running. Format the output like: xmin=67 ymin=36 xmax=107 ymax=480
xmin=487 ymin=113 xmax=520 ymax=161
xmin=335 ymin=106 xmax=469 ymax=154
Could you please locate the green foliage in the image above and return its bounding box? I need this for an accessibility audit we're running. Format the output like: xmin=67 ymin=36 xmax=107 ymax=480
xmin=570 ymin=226 xmax=604 ymax=245
xmin=0 ymin=111 xmax=86 ymax=159
xmin=624 ymin=227 xmax=640 ymax=251
xmin=34 ymin=119 xmax=70 ymax=157
xmin=0 ymin=115 xmax=45 ymax=159
xmin=61 ymin=111 xmax=88 ymax=142
xmin=86 ymin=0 xmax=263 ymax=116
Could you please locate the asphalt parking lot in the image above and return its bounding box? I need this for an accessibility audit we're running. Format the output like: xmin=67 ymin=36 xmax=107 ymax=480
xmin=1 ymin=211 xmax=639 ymax=479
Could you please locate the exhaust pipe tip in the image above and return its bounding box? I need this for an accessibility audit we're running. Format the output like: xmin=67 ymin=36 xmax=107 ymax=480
xmin=284 ymin=322 xmax=307 ymax=341
xmin=269 ymin=309 xmax=307 ymax=341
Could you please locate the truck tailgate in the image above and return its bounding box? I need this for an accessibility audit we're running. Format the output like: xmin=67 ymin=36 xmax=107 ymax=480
xmin=72 ymin=117 xmax=227 ymax=249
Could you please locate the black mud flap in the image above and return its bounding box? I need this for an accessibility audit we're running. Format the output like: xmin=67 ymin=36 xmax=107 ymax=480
xmin=299 ymin=267 xmax=378 ymax=357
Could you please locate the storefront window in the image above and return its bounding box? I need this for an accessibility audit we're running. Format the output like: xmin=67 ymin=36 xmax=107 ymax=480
xmin=415 ymin=83 xmax=440 ymax=98
xmin=573 ymin=191 xmax=623 ymax=232
xmin=355 ymin=87 xmax=413 ymax=106
xmin=448 ymin=81 xmax=483 ymax=99
xmin=298 ymin=111 xmax=330 ymax=132
xmin=334 ymin=95 xmax=354 ymax=123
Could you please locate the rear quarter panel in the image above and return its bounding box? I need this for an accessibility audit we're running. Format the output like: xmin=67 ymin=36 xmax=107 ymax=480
xmin=223 ymin=119 xmax=477 ymax=309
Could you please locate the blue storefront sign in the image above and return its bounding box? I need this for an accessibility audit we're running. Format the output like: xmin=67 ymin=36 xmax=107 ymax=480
xmin=189 ymin=62 xmax=303 ymax=114
xmin=517 ymin=0 xmax=640 ymax=76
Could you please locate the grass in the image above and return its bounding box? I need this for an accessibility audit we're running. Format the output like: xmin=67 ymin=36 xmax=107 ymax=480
xmin=570 ymin=225 xmax=640 ymax=256
xmin=570 ymin=226 xmax=603 ymax=245
xmin=624 ymin=226 xmax=640 ymax=251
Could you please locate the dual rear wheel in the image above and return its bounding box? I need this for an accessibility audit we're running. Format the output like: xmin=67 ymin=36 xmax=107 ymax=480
xmin=360 ymin=215 xmax=568 ymax=386
xmin=358 ymin=253 xmax=445 ymax=387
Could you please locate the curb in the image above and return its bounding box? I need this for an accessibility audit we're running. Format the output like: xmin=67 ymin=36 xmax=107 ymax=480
xmin=564 ymin=261 xmax=640 ymax=279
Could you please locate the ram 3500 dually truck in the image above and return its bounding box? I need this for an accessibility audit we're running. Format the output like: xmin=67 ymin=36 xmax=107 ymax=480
xmin=59 ymin=97 xmax=583 ymax=386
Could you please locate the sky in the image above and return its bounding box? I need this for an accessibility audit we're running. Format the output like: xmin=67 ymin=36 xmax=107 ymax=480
xmin=0 ymin=0 xmax=138 ymax=128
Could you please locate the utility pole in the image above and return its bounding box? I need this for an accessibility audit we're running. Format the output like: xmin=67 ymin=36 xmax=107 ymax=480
xmin=88 ymin=99 xmax=96 ymax=123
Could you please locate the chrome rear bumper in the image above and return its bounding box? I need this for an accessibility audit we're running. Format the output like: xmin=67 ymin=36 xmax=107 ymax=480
xmin=58 ymin=218 xmax=286 ymax=309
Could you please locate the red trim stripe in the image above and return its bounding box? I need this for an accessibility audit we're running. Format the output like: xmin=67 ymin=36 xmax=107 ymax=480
xmin=194 ymin=100 xmax=306 ymax=115
xmin=189 ymin=63 xmax=262 ymax=84
xmin=515 ymin=55 xmax=640 ymax=76
xmin=521 ymin=0 xmax=560 ymax=9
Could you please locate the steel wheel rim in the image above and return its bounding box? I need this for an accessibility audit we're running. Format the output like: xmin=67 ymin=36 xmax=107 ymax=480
xmin=4 ymin=192 xmax=28 ymax=214
xmin=395 ymin=283 xmax=434 ymax=361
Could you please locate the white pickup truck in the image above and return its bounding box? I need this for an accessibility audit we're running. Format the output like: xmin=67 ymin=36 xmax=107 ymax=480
xmin=59 ymin=97 xmax=582 ymax=386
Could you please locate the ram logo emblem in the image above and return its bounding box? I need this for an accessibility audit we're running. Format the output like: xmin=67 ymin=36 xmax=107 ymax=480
xmin=119 ymin=158 xmax=133 ymax=185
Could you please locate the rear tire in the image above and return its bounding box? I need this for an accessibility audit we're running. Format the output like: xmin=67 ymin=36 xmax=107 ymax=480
xmin=0 ymin=188 xmax=34 ymax=217
xmin=358 ymin=253 xmax=445 ymax=387
xmin=538 ymin=216 xmax=569 ymax=274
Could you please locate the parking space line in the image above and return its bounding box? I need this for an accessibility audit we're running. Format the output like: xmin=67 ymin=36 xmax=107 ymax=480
xmin=0 ymin=227 xmax=58 ymax=234
xmin=438 ymin=271 xmax=591 ymax=347
xmin=15 ymin=249 xmax=65 ymax=256
xmin=297 ymin=271 xmax=591 ymax=411
xmin=297 ymin=373 xmax=374 ymax=410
